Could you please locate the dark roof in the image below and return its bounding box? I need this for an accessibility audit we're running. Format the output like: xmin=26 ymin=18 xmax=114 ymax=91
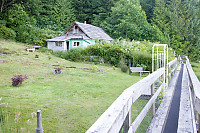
xmin=47 ymin=22 xmax=113 ymax=42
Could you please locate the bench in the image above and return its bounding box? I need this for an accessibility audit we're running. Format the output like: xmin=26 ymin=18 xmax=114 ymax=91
xmin=129 ymin=67 xmax=150 ymax=77
xmin=27 ymin=48 xmax=35 ymax=52
xmin=32 ymin=46 xmax=41 ymax=49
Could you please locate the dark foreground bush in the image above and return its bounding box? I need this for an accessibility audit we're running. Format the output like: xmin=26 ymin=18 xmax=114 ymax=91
xmin=11 ymin=75 xmax=28 ymax=86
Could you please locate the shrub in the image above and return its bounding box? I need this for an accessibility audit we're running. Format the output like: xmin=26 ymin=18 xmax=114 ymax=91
xmin=68 ymin=48 xmax=82 ymax=61
xmin=110 ymin=57 xmax=117 ymax=66
xmin=38 ymin=47 xmax=53 ymax=53
xmin=92 ymin=65 xmax=98 ymax=72
xmin=92 ymin=57 xmax=99 ymax=64
xmin=132 ymin=52 xmax=152 ymax=71
xmin=52 ymin=51 xmax=66 ymax=59
xmin=48 ymin=56 xmax=51 ymax=60
xmin=11 ymin=75 xmax=28 ymax=86
xmin=121 ymin=65 xmax=128 ymax=73
xmin=0 ymin=25 xmax=16 ymax=40
xmin=136 ymin=64 xmax=147 ymax=70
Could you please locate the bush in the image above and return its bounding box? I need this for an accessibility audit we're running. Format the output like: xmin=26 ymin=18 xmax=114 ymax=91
xmin=92 ymin=65 xmax=98 ymax=72
xmin=11 ymin=75 xmax=28 ymax=86
xmin=132 ymin=52 xmax=152 ymax=71
xmin=136 ymin=64 xmax=147 ymax=70
xmin=51 ymin=39 xmax=175 ymax=73
xmin=52 ymin=51 xmax=67 ymax=59
xmin=0 ymin=25 xmax=16 ymax=40
xmin=38 ymin=47 xmax=53 ymax=53
xmin=68 ymin=48 xmax=82 ymax=61
xmin=92 ymin=57 xmax=99 ymax=65
xmin=110 ymin=57 xmax=117 ymax=66
xmin=121 ymin=65 xmax=128 ymax=73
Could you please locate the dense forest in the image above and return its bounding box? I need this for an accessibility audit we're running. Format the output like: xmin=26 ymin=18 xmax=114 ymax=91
xmin=0 ymin=0 xmax=199 ymax=61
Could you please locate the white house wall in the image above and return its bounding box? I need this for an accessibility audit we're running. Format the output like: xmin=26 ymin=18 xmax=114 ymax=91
xmin=82 ymin=40 xmax=89 ymax=47
xmin=47 ymin=41 xmax=65 ymax=52
xmin=63 ymin=41 xmax=67 ymax=51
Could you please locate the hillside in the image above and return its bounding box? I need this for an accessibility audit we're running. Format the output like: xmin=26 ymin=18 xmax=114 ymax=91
xmin=0 ymin=0 xmax=199 ymax=61
xmin=0 ymin=39 xmax=143 ymax=132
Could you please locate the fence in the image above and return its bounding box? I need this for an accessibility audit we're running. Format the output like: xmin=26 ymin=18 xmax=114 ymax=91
xmin=186 ymin=57 xmax=200 ymax=132
xmin=86 ymin=58 xmax=177 ymax=133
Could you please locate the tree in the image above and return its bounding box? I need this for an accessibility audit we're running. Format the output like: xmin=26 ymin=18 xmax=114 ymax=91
xmin=183 ymin=0 xmax=200 ymax=61
xmin=152 ymin=0 xmax=170 ymax=43
xmin=50 ymin=0 xmax=75 ymax=30
xmin=101 ymin=0 xmax=166 ymax=42
xmin=20 ymin=0 xmax=75 ymax=31
xmin=140 ymin=0 xmax=155 ymax=22
xmin=6 ymin=4 xmax=36 ymax=28
xmin=72 ymin=0 xmax=117 ymax=25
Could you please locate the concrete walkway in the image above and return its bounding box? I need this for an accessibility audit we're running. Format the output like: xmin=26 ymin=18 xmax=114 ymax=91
xmin=147 ymin=64 xmax=196 ymax=133
xmin=147 ymin=65 xmax=181 ymax=132
xmin=163 ymin=64 xmax=184 ymax=133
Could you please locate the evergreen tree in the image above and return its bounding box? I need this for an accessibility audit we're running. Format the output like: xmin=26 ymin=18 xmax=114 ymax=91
xmin=184 ymin=0 xmax=200 ymax=61
xmin=140 ymin=0 xmax=155 ymax=22
xmin=152 ymin=0 xmax=170 ymax=43
xmin=17 ymin=0 xmax=75 ymax=30
xmin=102 ymin=0 xmax=166 ymax=42
xmin=163 ymin=0 xmax=185 ymax=54
xmin=72 ymin=0 xmax=117 ymax=25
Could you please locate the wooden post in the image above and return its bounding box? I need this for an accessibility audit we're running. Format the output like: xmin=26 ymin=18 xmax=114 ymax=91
xmin=36 ymin=110 xmax=43 ymax=133
xmin=198 ymin=113 xmax=200 ymax=132
xmin=123 ymin=112 xmax=130 ymax=133
xmin=129 ymin=59 xmax=131 ymax=67
xmin=157 ymin=47 xmax=159 ymax=70
xmin=152 ymin=46 xmax=154 ymax=72
xmin=129 ymin=59 xmax=131 ymax=74
xmin=166 ymin=45 xmax=169 ymax=88
xmin=151 ymin=84 xmax=155 ymax=118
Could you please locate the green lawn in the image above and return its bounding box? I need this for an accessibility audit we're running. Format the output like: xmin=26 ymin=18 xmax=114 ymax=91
xmin=0 ymin=39 xmax=143 ymax=132
xmin=191 ymin=62 xmax=200 ymax=80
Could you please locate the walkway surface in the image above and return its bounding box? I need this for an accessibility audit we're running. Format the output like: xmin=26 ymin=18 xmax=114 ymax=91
xmin=163 ymin=64 xmax=184 ymax=133
xmin=147 ymin=64 xmax=195 ymax=133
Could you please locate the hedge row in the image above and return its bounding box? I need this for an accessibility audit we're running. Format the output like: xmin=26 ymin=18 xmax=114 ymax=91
xmin=53 ymin=42 xmax=152 ymax=71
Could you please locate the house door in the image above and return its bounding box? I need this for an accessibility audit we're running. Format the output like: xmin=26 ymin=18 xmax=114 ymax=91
xmin=67 ymin=41 xmax=69 ymax=50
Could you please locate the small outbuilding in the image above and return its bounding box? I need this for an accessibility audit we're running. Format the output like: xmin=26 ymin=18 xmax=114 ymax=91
xmin=46 ymin=21 xmax=113 ymax=52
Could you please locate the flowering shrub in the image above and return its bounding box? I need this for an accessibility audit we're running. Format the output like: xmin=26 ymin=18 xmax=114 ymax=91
xmin=52 ymin=39 xmax=174 ymax=71
xmin=11 ymin=75 xmax=28 ymax=86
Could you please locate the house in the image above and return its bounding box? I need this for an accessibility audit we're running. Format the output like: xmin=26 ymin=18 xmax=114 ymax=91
xmin=46 ymin=21 xmax=113 ymax=52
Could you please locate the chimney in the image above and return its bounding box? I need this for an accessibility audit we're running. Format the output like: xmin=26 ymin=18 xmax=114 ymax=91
xmin=84 ymin=21 xmax=86 ymax=24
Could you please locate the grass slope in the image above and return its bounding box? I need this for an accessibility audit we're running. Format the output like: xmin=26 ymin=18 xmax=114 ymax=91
xmin=191 ymin=62 xmax=200 ymax=80
xmin=0 ymin=39 xmax=143 ymax=132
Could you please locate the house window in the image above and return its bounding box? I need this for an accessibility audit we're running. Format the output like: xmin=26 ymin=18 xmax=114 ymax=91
xmin=55 ymin=41 xmax=62 ymax=47
xmin=74 ymin=26 xmax=78 ymax=33
xmin=73 ymin=41 xmax=80 ymax=47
